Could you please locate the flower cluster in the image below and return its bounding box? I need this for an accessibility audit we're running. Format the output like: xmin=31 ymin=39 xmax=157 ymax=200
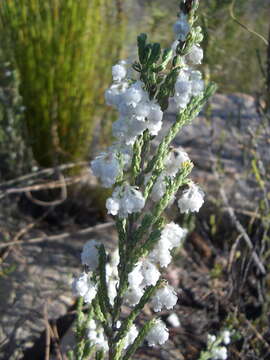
xmin=199 ymin=331 xmax=231 ymax=360
xmin=71 ymin=1 xmax=216 ymax=359
xmin=151 ymin=148 xmax=190 ymax=204
xmin=146 ymin=319 xmax=169 ymax=347
xmin=209 ymin=331 xmax=231 ymax=360
xmin=149 ymin=222 xmax=187 ymax=267
xmin=172 ymin=68 xmax=204 ymax=110
xmin=106 ymin=73 xmax=164 ymax=145
xmin=106 ymin=184 xmax=145 ymax=219
xmin=72 ymin=240 xmax=100 ymax=303
xmin=88 ymin=319 xmax=108 ymax=351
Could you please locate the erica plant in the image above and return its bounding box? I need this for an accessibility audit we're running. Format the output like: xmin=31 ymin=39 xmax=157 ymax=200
xmin=70 ymin=1 xmax=216 ymax=359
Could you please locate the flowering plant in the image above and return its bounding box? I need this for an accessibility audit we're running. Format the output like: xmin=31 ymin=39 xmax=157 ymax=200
xmin=70 ymin=1 xmax=216 ymax=359
xmin=199 ymin=330 xmax=232 ymax=360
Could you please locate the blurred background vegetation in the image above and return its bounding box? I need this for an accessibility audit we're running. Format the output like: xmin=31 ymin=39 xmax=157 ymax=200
xmin=0 ymin=0 xmax=269 ymax=177
xmin=137 ymin=0 xmax=269 ymax=93
xmin=0 ymin=0 xmax=125 ymax=171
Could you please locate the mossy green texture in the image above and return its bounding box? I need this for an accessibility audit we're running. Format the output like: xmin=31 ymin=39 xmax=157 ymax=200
xmin=0 ymin=0 xmax=125 ymax=167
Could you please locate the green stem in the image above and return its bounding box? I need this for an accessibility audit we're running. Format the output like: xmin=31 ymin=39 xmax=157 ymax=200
xmin=115 ymin=279 xmax=164 ymax=343
xmin=144 ymin=83 xmax=217 ymax=200
xmin=121 ymin=319 xmax=156 ymax=360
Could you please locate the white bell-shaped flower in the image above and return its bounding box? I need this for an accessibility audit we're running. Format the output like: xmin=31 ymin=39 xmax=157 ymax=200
xmin=208 ymin=334 xmax=217 ymax=345
xmin=174 ymin=71 xmax=192 ymax=109
xmin=149 ymin=222 xmax=187 ymax=267
xmin=105 ymin=82 xmax=129 ymax=107
xmin=167 ymin=313 xmax=181 ymax=327
xmin=84 ymin=284 xmax=98 ymax=304
xmin=72 ymin=272 xmax=89 ymax=297
xmin=151 ymin=285 xmax=178 ymax=312
xmin=91 ymin=152 xmax=121 ymax=188
xmin=149 ymin=241 xmax=172 ymax=268
xmin=222 ymin=330 xmax=231 ymax=345
xmin=106 ymin=184 xmax=145 ymax=218
xmin=147 ymin=119 xmax=163 ymax=136
xmin=165 ymin=148 xmax=190 ymax=176
xmin=175 ymin=77 xmax=192 ymax=97
xmin=189 ymin=70 xmax=204 ymax=96
xmin=105 ymin=197 xmax=120 ymax=216
xmin=112 ymin=63 xmax=127 ymax=82
xmin=123 ymin=81 xmax=146 ymax=107
xmin=87 ymin=321 xmax=109 ymax=351
xmin=107 ymin=278 xmax=118 ymax=306
xmin=128 ymin=262 xmax=144 ymax=288
xmin=81 ymin=240 xmax=100 ymax=270
xmin=148 ymin=102 xmax=163 ymax=124
xmin=212 ymin=347 xmax=228 ymax=360
xmin=174 ymin=93 xmax=191 ymax=110
xmin=160 ymin=222 xmax=187 ymax=249
xmin=133 ymin=101 xmax=151 ymax=119
xmin=173 ymin=13 xmax=190 ymax=41
xmin=141 ymin=260 xmax=160 ymax=287
xmin=185 ymin=45 xmax=204 ymax=65
xmin=125 ymin=285 xmax=145 ymax=306
xmin=146 ymin=319 xmax=169 ymax=346
xmin=151 ymin=174 xmax=175 ymax=205
xmin=72 ymin=272 xmax=97 ymax=304
xmin=178 ymin=183 xmax=205 ymax=213
xmin=112 ymin=115 xmax=147 ymax=145
xmin=123 ymin=324 xmax=138 ymax=349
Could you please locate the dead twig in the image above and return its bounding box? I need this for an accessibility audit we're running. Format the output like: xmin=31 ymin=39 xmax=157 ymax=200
xmin=242 ymin=315 xmax=270 ymax=352
xmin=210 ymin=149 xmax=266 ymax=275
xmin=0 ymin=173 xmax=87 ymax=200
xmin=229 ymin=0 xmax=269 ymax=46
xmin=0 ymin=208 xmax=53 ymax=262
xmin=44 ymin=302 xmax=51 ymax=360
xmin=25 ymin=172 xmax=67 ymax=207
xmin=0 ymin=222 xmax=114 ymax=249
xmin=227 ymin=233 xmax=243 ymax=273
xmin=219 ymin=185 xmax=266 ymax=275
xmin=13 ymin=209 xmax=53 ymax=243
xmin=50 ymin=320 xmax=64 ymax=360
xmin=0 ymin=161 xmax=88 ymax=189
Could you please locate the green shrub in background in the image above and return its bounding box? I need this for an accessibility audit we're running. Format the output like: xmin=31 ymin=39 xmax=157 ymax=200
xmin=0 ymin=0 xmax=125 ymax=167
xmin=0 ymin=59 xmax=33 ymax=179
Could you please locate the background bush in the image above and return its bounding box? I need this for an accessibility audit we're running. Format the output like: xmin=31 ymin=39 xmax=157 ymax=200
xmin=0 ymin=56 xmax=32 ymax=179
xmin=0 ymin=0 xmax=125 ymax=168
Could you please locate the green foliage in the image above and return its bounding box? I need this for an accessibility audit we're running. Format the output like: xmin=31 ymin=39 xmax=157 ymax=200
xmin=0 ymin=56 xmax=33 ymax=179
xmin=0 ymin=0 xmax=125 ymax=167
xmin=141 ymin=0 xmax=270 ymax=93
xmin=72 ymin=3 xmax=216 ymax=355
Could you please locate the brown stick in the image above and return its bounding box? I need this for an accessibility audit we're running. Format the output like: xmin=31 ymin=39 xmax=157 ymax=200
xmin=218 ymin=182 xmax=266 ymax=276
xmin=50 ymin=321 xmax=64 ymax=360
xmin=0 ymin=222 xmax=114 ymax=249
xmin=0 ymin=173 xmax=86 ymax=201
xmin=0 ymin=208 xmax=53 ymax=262
xmin=44 ymin=302 xmax=51 ymax=360
xmin=25 ymin=173 xmax=67 ymax=207
xmin=0 ymin=161 xmax=88 ymax=189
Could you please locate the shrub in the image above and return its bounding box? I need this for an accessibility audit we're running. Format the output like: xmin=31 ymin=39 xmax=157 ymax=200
xmin=70 ymin=1 xmax=216 ymax=359
xmin=0 ymin=0 xmax=125 ymax=167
